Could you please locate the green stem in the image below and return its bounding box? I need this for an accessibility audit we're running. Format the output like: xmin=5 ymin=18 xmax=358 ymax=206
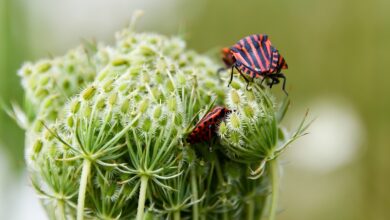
xmin=57 ymin=199 xmax=66 ymax=220
xmin=247 ymin=199 xmax=254 ymax=220
xmin=223 ymin=208 xmax=228 ymax=220
xmin=268 ymin=159 xmax=279 ymax=220
xmin=174 ymin=210 xmax=181 ymax=220
xmin=136 ymin=176 xmax=149 ymax=220
xmin=191 ymin=165 xmax=199 ymax=220
xmin=214 ymin=155 xmax=228 ymax=220
xmin=77 ymin=159 xmax=91 ymax=220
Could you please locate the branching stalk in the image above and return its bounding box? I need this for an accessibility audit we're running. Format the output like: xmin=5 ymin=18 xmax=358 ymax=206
xmin=247 ymin=199 xmax=254 ymax=220
xmin=174 ymin=210 xmax=181 ymax=220
xmin=268 ymin=159 xmax=279 ymax=220
xmin=191 ymin=165 xmax=199 ymax=220
xmin=77 ymin=159 xmax=91 ymax=220
xmin=57 ymin=199 xmax=66 ymax=220
xmin=214 ymin=155 xmax=228 ymax=220
xmin=136 ymin=176 xmax=149 ymax=220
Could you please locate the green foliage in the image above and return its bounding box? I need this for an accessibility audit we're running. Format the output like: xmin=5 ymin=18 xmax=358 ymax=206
xmin=0 ymin=0 xmax=27 ymax=170
xmin=15 ymin=23 xmax=308 ymax=220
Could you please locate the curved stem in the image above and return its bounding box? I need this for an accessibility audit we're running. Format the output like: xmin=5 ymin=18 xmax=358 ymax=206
xmin=136 ymin=176 xmax=149 ymax=220
xmin=191 ymin=166 xmax=199 ymax=220
xmin=77 ymin=159 xmax=91 ymax=220
xmin=268 ymin=159 xmax=279 ymax=220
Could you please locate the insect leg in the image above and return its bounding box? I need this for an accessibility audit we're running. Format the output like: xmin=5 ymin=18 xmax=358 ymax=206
xmin=276 ymin=73 xmax=288 ymax=95
xmin=269 ymin=79 xmax=274 ymax=88
xmin=268 ymin=75 xmax=278 ymax=88
xmin=251 ymin=74 xmax=256 ymax=82
xmin=270 ymin=78 xmax=279 ymax=88
xmin=260 ymin=75 xmax=267 ymax=85
xmin=227 ymin=65 xmax=234 ymax=87
xmin=235 ymin=66 xmax=251 ymax=90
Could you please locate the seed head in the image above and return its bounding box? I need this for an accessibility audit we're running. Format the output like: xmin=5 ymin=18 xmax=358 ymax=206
xmin=15 ymin=22 xmax=309 ymax=220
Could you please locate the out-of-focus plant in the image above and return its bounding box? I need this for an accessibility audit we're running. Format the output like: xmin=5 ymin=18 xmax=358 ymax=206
xmin=10 ymin=15 xmax=309 ymax=220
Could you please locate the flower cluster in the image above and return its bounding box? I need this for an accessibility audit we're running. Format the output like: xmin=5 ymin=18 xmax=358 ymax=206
xmin=16 ymin=23 xmax=308 ymax=220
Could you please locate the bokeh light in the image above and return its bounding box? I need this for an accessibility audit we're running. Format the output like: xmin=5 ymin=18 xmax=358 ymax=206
xmin=288 ymin=98 xmax=365 ymax=173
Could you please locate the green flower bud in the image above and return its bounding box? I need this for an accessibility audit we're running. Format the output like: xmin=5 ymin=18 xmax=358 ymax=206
xmin=228 ymin=131 xmax=242 ymax=146
xmin=83 ymin=104 xmax=92 ymax=117
xmin=156 ymin=57 xmax=168 ymax=72
xmin=35 ymin=88 xmax=49 ymax=99
xmin=174 ymin=113 xmax=183 ymax=126
xmin=103 ymin=79 xmax=115 ymax=92
xmin=27 ymin=78 xmax=37 ymax=90
xmin=70 ymin=99 xmax=81 ymax=113
xmin=140 ymin=118 xmax=153 ymax=133
xmin=97 ymin=69 xmax=110 ymax=82
xmin=245 ymin=90 xmax=256 ymax=102
xmin=227 ymin=112 xmax=242 ymax=131
xmin=152 ymin=105 xmax=163 ymax=120
xmin=150 ymin=87 xmax=162 ymax=100
xmin=229 ymin=81 xmax=242 ymax=90
xmin=167 ymin=96 xmax=177 ymax=113
xmin=118 ymin=82 xmax=129 ymax=93
xmin=37 ymin=62 xmax=52 ymax=73
xmin=20 ymin=65 xmax=32 ymax=76
xmin=33 ymin=120 xmax=44 ymax=133
xmin=138 ymin=99 xmax=149 ymax=113
xmin=111 ymin=58 xmax=129 ymax=66
xmin=47 ymin=110 xmax=58 ymax=121
xmin=129 ymin=66 xmax=142 ymax=78
xmin=39 ymin=75 xmax=50 ymax=86
xmin=154 ymin=71 xmax=164 ymax=85
xmin=62 ymin=80 xmax=71 ymax=90
xmin=44 ymin=128 xmax=55 ymax=141
xmin=96 ymin=98 xmax=106 ymax=110
xmin=120 ymin=99 xmax=130 ymax=113
xmin=218 ymin=121 xmax=228 ymax=138
xmin=177 ymin=73 xmax=186 ymax=86
xmin=142 ymin=71 xmax=151 ymax=84
xmin=139 ymin=44 xmax=156 ymax=56
xmin=66 ymin=64 xmax=75 ymax=73
xmin=227 ymin=89 xmax=246 ymax=110
xmin=82 ymin=86 xmax=97 ymax=100
xmin=165 ymin=80 xmax=174 ymax=93
xmin=242 ymin=104 xmax=256 ymax=120
xmin=159 ymin=116 xmax=168 ymax=126
xmin=32 ymin=139 xmax=43 ymax=155
xmin=108 ymin=93 xmax=118 ymax=106
xmin=67 ymin=115 xmax=74 ymax=127
xmin=42 ymin=96 xmax=55 ymax=109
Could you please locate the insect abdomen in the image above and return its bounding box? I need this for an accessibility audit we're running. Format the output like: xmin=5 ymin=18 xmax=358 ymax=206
xmin=187 ymin=107 xmax=230 ymax=144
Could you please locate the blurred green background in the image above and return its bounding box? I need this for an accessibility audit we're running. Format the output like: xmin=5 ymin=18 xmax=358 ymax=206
xmin=0 ymin=0 xmax=389 ymax=219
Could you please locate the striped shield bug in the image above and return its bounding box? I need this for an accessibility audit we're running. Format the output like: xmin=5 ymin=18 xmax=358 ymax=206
xmin=187 ymin=106 xmax=231 ymax=146
xmin=218 ymin=34 xmax=288 ymax=94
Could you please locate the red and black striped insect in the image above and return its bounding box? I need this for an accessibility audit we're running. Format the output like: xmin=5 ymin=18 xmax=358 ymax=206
xmin=218 ymin=34 xmax=288 ymax=94
xmin=187 ymin=106 xmax=231 ymax=145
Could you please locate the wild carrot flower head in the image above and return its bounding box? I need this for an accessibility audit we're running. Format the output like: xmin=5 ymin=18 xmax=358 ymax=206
xmin=14 ymin=20 xmax=309 ymax=220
